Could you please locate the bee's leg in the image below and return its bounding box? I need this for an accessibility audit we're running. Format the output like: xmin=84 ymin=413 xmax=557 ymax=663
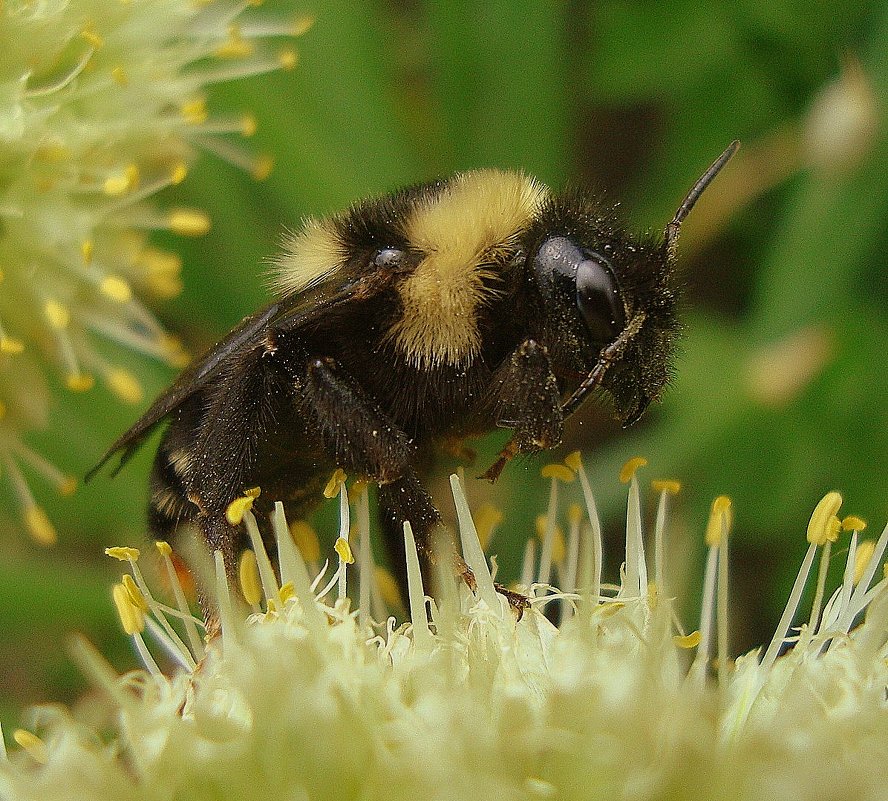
xmin=377 ymin=471 xmax=442 ymax=601
xmin=179 ymin=348 xmax=285 ymax=624
xmin=482 ymin=338 xmax=563 ymax=481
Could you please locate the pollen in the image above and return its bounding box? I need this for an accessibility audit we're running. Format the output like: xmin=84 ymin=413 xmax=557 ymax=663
xmin=0 ymin=337 xmax=24 ymax=354
xmin=806 ymin=491 xmax=843 ymax=545
xmin=278 ymin=582 xmax=294 ymax=604
xmin=853 ymin=540 xmax=876 ymax=585
xmin=278 ymin=48 xmax=298 ymax=70
xmin=289 ymin=520 xmax=320 ymax=563
xmin=80 ymin=26 xmax=103 ymax=48
xmin=334 ymin=536 xmax=355 ymax=565
xmin=168 ymin=209 xmax=211 ymax=236
xmin=705 ymin=495 xmax=732 ymax=547
xmin=155 ymin=540 xmax=173 ymax=557
xmin=100 ymin=276 xmax=133 ymax=303
xmin=112 ymin=582 xmax=145 ymax=635
xmin=842 ymin=515 xmax=866 ymax=532
xmin=111 ymin=66 xmax=128 ymax=86
xmin=324 ymin=468 xmax=347 ymax=499
xmin=44 ymin=300 xmax=70 ymax=329
xmin=13 ymin=729 xmax=48 ymax=765
xmin=107 ymin=369 xmax=143 ymax=404
xmin=216 ymin=26 xmax=254 ymax=59
xmin=25 ymin=505 xmax=57 ymax=546
xmin=58 ymin=476 xmax=77 ymax=496
xmin=568 ymin=503 xmax=583 ymax=526
xmin=66 ymin=373 xmax=95 ymax=392
xmin=652 ymin=479 xmax=682 ymax=495
xmin=105 ymin=546 xmax=140 ymax=562
xmin=241 ymin=114 xmax=257 ymax=137
xmin=291 ymin=14 xmax=316 ymax=35
xmin=239 ymin=549 xmax=262 ymax=606
xmin=122 ymin=574 xmax=148 ymax=612
xmin=563 ymin=450 xmax=583 ymax=472
xmin=474 ymin=503 xmax=503 ymax=551
xmin=619 ymin=456 xmax=648 ymax=484
xmin=180 ymin=98 xmax=209 ymax=125
xmin=251 ymin=154 xmax=274 ymax=180
xmin=226 ymin=494 xmax=257 ymax=525
xmin=674 ymin=630 xmax=702 ymax=649
xmin=374 ymin=565 xmax=402 ymax=608
xmin=80 ymin=240 xmax=94 ymax=264
xmin=541 ymin=463 xmax=575 ymax=483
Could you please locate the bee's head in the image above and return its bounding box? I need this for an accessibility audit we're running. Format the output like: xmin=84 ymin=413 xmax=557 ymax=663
xmin=528 ymin=226 xmax=679 ymax=427
xmin=527 ymin=141 xmax=738 ymax=427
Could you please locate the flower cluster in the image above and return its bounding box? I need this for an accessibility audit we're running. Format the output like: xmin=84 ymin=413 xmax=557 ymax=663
xmin=0 ymin=0 xmax=311 ymax=544
xmin=1 ymin=456 xmax=886 ymax=801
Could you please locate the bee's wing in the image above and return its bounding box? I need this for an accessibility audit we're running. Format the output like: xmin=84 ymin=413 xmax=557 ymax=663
xmin=85 ymin=301 xmax=285 ymax=480
xmin=86 ymin=267 xmax=371 ymax=481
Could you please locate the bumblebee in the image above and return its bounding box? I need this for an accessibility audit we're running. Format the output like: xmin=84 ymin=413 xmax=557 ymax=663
xmin=89 ymin=142 xmax=737 ymax=598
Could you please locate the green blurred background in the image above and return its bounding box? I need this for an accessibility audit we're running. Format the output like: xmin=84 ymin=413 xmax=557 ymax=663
xmin=2 ymin=0 xmax=887 ymax=730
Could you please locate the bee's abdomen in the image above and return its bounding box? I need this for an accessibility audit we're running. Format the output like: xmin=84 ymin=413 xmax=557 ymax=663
xmin=147 ymin=438 xmax=196 ymax=540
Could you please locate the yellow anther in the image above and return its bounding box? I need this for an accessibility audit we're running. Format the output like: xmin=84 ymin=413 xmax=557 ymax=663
xmin=619 ymin=456 xmax=648 ymax=484
xmin=44 ymin=299 xmax=70 ymax=329
xmin=563 ymin=450 xmax=583 ymax=472
xmin=853 ymin=540 xmax=876 ymax=585
xmin=278 ymin=48 xmax=298 ymax=70
xmin=374 ymin=565 xmax=402 ymax=608
xmin=103 ymin=165 xmax=138 ymax=196
xmin=567 ymin=503 xmax=583 ymax=526
xmin=290 ymin=520 xmax=320 ymax=563
xmin=291 ymin=14 xmax=316 ymax=35
xmin=807 ymin=491 xmax=843 ymax=545
xmin=80 ymin=239 xmax=94 ymax=264
xmin=541 ymin=463 xmax=575 ymax=483
xmin=241 ymin=114 xmax=257 ymax=137
xmin=278 ymin=582 xmax=294 ymax=604
xmin=597 ymin=601 xmax=626 ymax=619
xmin=155 ymin=540 xmax=172 ymax=557
xmin=170 ymin=163 xmax=188 ymax=185
xmin=535 ymin=515 xmax=566 ymax=563
xmin=107 ymin=368 xmax=143 ymax=404
xmin=141 ymin=248 xmax=182 ymax=275
xmin=105 ymin=546 xmax=140 ymax=561
xmin=474 ymin=502 xmax=503 ymax=551
xmin=112 ymin=583 xmax=145 ymax=635
xmin=0 ymin=337 xmax=24 ymax=354
xmin=251 ymin=154 xmax=274 ymax=181
xmin=324 ymin=468 xmax=347 ymax=498
xmin=80 ymin=26 xmax=103 ymax=48
xmin=25 ymin=505 xmax=57 ymax=546
xmin=842 ymin=515 xmax=867 ymax=532
xmin=111 ymin=66 xmax=128 ymax=86
xmin=66 ymin=373 xmax=95 ymax=392
xmin=239 ymin=549 xmax=262 ymax=605
xmin=13 ymin=729 xmax=47 ymax=764
xmin=705 ymin=496 xmax=733 ymax=547
xmin=226 ymin=494 xmax=256 ymax=525
xmin=334 ymin=536 xmax=355 ymax=565
xmin=100 ymin=275 xmax=133 ymax=303
xmin=673 ymin=630 xmax=702 ymax=649
xmin=652 ymin=479 xmax=681 ymax=495
xmin=58 ymin=476 xmax=77 ymax=496
xmin=180 ymin=98 xmax=208 ymax=125
xmin=149 ymin=274 xmax=183 ymax=298
xmin=160 ymin=334 xmax=190 ymax=368
xmin=216 ymin=25 xmax=254 ymax=58
xmin=648 ymin=581 xmax=658 ymax=610
xmin=168 ymin=208 xmax=211 ymax=236
xmin=122 ymin=573 xmax=148 ymax=612
xmin=34 ymin=143 xmax=70 ymax=163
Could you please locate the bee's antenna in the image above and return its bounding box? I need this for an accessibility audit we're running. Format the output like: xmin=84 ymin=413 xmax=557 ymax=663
xmin=665 ymin=140 xmax=740 ymax=254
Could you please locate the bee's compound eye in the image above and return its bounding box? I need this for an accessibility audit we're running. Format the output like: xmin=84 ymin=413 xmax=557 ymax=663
xmin=576 ymin=255 xmax=625 ymax=343
xmin=373 ymin=248 xmax=404 ymax=268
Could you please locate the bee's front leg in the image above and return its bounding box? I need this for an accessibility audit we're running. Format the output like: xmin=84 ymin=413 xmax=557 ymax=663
xmin=482 ymin=338 xmax=563 ymax=482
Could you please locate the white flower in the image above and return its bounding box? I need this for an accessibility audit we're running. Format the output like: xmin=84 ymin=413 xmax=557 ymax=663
xmin=1 ymin=457 xmax=887 ymax=801
xmin=0 ymin=0 xmax=310 ymax=544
